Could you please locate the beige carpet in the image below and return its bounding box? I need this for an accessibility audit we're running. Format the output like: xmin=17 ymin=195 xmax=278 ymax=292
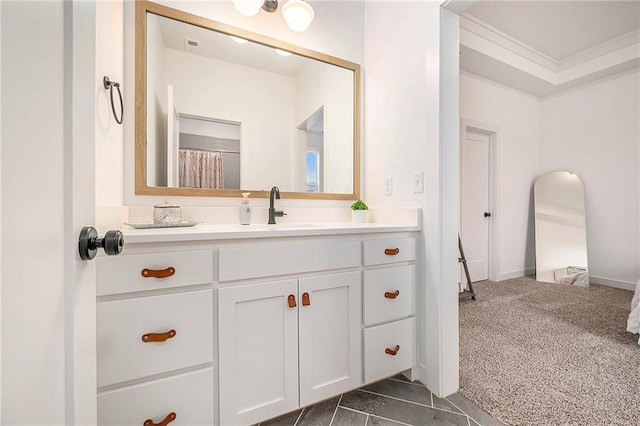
xmin=459 ymin=276 xmax=640 ymax=426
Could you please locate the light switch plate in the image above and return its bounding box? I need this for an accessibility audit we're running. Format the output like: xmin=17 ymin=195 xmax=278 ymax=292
xmin=413 ymin=171 xmax=424 ymax=193
xmin=384 ymin=177 xmax=393 ymax=195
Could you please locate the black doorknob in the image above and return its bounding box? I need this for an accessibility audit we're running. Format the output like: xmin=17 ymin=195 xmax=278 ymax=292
xmin=78 ymin=227 xmax=124 ymax=260
xmin=484 ymin=212 xmax=492 ymax=218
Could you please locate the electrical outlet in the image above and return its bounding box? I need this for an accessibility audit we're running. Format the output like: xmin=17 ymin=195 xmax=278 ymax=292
xmin=384 ymin=176 xmax=393 ymax=195
xmin=413 ymin=171 xmax=424 ymax=193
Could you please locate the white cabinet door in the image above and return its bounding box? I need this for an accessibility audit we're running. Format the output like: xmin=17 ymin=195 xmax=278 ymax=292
xmin=298 ymin=272 xmax=362 ymax=406
xmin=218 ymin=279 xmax=299 ymax=426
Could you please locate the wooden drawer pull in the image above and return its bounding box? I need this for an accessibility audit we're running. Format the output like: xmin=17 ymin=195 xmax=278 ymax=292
xmin=384 ymin=248 xmax=400 ymax=256
xmin=385 ymin=345 xmax=400 ymax=356
xmin=302 ymin=292 xmax=311 ymax=306
xmin=142 ymin=329 xmax=176 ymax=343
xmin=141 ymin=267 xmax=175 ymax=279
xmin=144 ymin=412 xmax=176 ymax=426
xmin=287 ymin=294 xmax=297 ymax=308
xmin=384 ymin=290 xmax=400 ymax=299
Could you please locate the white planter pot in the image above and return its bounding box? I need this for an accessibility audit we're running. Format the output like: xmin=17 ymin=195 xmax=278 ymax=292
xmin=351 ymin=210 xmax=366 ymax=223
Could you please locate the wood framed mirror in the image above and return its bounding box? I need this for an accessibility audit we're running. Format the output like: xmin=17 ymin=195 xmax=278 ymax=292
xmin=135 ymin=1 xmax=360 ymax=200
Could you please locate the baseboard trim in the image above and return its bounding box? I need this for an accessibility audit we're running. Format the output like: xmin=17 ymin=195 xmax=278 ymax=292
xmin=589 ymin=275 xmax=636 ymax=291
xmin=499 ymin=268 xmax=535 ymax=281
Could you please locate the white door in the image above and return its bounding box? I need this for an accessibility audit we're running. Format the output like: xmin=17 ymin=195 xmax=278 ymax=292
xmin=1 ymin=1 xmax=98 ymax=424
xmin=218 ymin=279 xmax=299 ymax=426
xmin=460 ymin=130 xmax=491 ymax=282
xmin=298 ymin=272 xmax=362 ymax=406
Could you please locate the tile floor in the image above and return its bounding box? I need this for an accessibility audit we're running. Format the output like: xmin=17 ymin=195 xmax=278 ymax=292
xmin=258 ymin=375 xmax=503 ymax=426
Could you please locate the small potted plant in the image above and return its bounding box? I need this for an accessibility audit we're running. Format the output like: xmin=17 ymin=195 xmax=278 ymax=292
xmin=350 ymin=199 xmax=368 ymax=223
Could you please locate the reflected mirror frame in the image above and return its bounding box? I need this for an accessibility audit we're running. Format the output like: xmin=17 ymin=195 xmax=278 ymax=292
xmin=134 ymin=0 xmax=361 ymax=200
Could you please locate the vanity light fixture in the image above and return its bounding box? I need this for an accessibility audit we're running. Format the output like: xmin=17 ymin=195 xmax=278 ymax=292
xmin=231 ymin=0 xmax=314 ymax=32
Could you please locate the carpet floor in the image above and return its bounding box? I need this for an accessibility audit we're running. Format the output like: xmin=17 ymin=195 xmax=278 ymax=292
xmin=458 ymin=276 xmax=640 ymax=426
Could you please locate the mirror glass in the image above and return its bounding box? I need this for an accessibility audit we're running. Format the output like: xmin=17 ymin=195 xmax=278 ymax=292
xmin=534 ymin=171 xmax=589 ymax=286
xmin=136 ymin=1 xmax=360 ymax=200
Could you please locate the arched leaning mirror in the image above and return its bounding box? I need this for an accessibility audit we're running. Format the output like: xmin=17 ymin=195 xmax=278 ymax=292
xmin=135 ymin=1 xmax=360 ymax=200
xmin=534 ymin=171 xmax=589 ymax=286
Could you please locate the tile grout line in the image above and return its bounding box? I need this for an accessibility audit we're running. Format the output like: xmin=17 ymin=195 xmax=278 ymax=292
xmin=364 ymin=413 xmax=369 ymax=426
xmin=328 ymin=394 xmax=343 ymax=426
xmin=292 ymin=407 xmax=305 ymax=426
xmin=444 ymin=396 xmax=483 ymax=424
xmin=356 ymin=389 xmax=468 ymax=417
xmin=338 ymin=406 xmax=413 ymax=426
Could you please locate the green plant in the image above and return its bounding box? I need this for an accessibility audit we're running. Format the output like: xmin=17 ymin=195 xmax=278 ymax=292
xmin=350 ymin=199 xmax=369 ymax=210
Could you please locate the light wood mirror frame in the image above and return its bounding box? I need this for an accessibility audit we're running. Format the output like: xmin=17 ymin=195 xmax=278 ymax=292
xmin=135 ymin=1 xmax=361 ymax=200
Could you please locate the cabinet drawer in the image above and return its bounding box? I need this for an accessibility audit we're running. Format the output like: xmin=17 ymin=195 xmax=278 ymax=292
xmin=98 ymin=367 xmax=214 ymax=426
xmin=97 ymin=290 xmax=213 ymax=387
xmin=219 ymin=240 xmax=360 ymax=281
xmin=97 ymin=250 xmax=213 ymax=296
xmin=363 ymin=265 xmax=415 ymax=326
xmin=363 ymin=317 xmax=415 ymax=383
xmin=363 ymin=238 xmax=416 ymax=266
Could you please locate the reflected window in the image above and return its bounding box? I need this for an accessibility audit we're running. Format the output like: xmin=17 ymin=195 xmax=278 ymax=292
xmin=306 ymin=150 xmax=320 ymax=192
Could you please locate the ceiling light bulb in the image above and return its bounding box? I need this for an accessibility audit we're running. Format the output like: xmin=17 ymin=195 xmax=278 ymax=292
xmin=232 ymin=0 xmax=263 ymax=17
xmin=282 ymin=0 xmax=314 ymax=32
xmin=275 ymin=48 xmax=292 ymax=56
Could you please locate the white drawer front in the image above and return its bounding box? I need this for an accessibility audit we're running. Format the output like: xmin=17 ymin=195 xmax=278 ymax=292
xmin=97 ymin=290 xmax=213 ymax=387
xmin=363 ymin=317 xmax=415 ymax=384
xmin=97 ymin=250 xmax=213 ymax=296
xmin=219 ymin=240 xmax=361 ymax=281
xmin=363 ymin=265 xmax=415 ymax=326
xmin=363 ymin=238 xmax=416 ymax=266
xmin=98 ymin=367 xmax=214 ymax=426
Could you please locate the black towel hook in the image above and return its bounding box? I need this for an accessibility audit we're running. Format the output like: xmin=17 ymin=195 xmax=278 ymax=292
xmin=103 ymin=76 xmax=123 ymax=125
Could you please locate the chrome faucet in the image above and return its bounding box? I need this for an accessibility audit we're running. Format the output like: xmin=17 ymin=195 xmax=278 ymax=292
xmin=268 ymin=186 xmax=286 ymax=224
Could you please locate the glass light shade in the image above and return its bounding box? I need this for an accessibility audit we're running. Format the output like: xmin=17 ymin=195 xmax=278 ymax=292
xmin=282 ymin=0 xmax=314 ymax=32
xmin=232 ymin=0 xmax=263 ymax=17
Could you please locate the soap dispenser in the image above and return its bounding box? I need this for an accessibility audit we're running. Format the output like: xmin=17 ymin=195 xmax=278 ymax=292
xmin=239 ymin=192 xmax=252 ymax=225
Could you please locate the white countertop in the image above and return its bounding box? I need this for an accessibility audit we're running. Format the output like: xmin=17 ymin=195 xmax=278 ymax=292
xmin=120 ymin=222 xmax=421 ymax=244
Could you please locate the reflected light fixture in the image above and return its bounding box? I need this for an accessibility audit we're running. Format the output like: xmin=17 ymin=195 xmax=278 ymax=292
xmin=232 ymin=0 xmax=314 ymax=32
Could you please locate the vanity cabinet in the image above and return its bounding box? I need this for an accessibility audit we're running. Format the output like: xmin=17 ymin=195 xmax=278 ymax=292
xmin=96 ymin=250 xmax=215 ymax=426
xmin=218 ymin=250 xmax=362 ymax=425
xmin=101 ymin=224 xmax=420 ymax=426
xmin=362 ymin=237 xmax=416 ymax=383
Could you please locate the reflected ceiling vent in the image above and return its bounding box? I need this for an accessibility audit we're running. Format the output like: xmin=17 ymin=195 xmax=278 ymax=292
xmin=185 ymin=37 xmax=200 ymax=52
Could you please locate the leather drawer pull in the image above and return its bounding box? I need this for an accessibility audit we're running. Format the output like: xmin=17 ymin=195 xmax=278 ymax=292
xmin=384 ymin=248 xmax=400 ymax=256
xmin=141 ymin=267 xmax=175 ymax=279
xmin=384 ymin=290 xmax=400 ymax=299
xmin=144 ymin=412 xmax=176 ymax=426
xmin=385 ymin=345 xmax=400 ymax=356
xmin=302 ymin=292 xmax=311 ymax=306
xmin=142 ymin=329 xmax=176 ymax=343
xmin=288 ymin=294 xmax=297 ymax=308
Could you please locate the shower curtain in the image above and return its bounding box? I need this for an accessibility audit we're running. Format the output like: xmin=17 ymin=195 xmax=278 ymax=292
xmin=179 ymin=148 xmax=224 ymax=189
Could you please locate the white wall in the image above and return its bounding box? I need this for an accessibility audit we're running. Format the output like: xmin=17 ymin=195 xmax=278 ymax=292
xmin=365 ymin=1 xmax=459 ymax=397
xmin=164 ymin=48 xmax=296 ymax=191
xmin=541 ymin=70 xmax=640 ymax=288
xmin=461 ymin=69 xmax=640 ymax=289
xmin=295 ymin=60 xmax=354 ymax=194
xmin=460 ymin=72 xmax=541 ymax=279
xmin=146 ymin=12 xmax=167 ymax=187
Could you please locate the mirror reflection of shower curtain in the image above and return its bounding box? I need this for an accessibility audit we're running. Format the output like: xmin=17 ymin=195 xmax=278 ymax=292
xmin=179 ymin=148 xmax=224 ymax=189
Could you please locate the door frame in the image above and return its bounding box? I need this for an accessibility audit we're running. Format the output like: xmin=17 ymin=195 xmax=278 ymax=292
xmin=460 ymin=118 xmax=500 ymax=282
